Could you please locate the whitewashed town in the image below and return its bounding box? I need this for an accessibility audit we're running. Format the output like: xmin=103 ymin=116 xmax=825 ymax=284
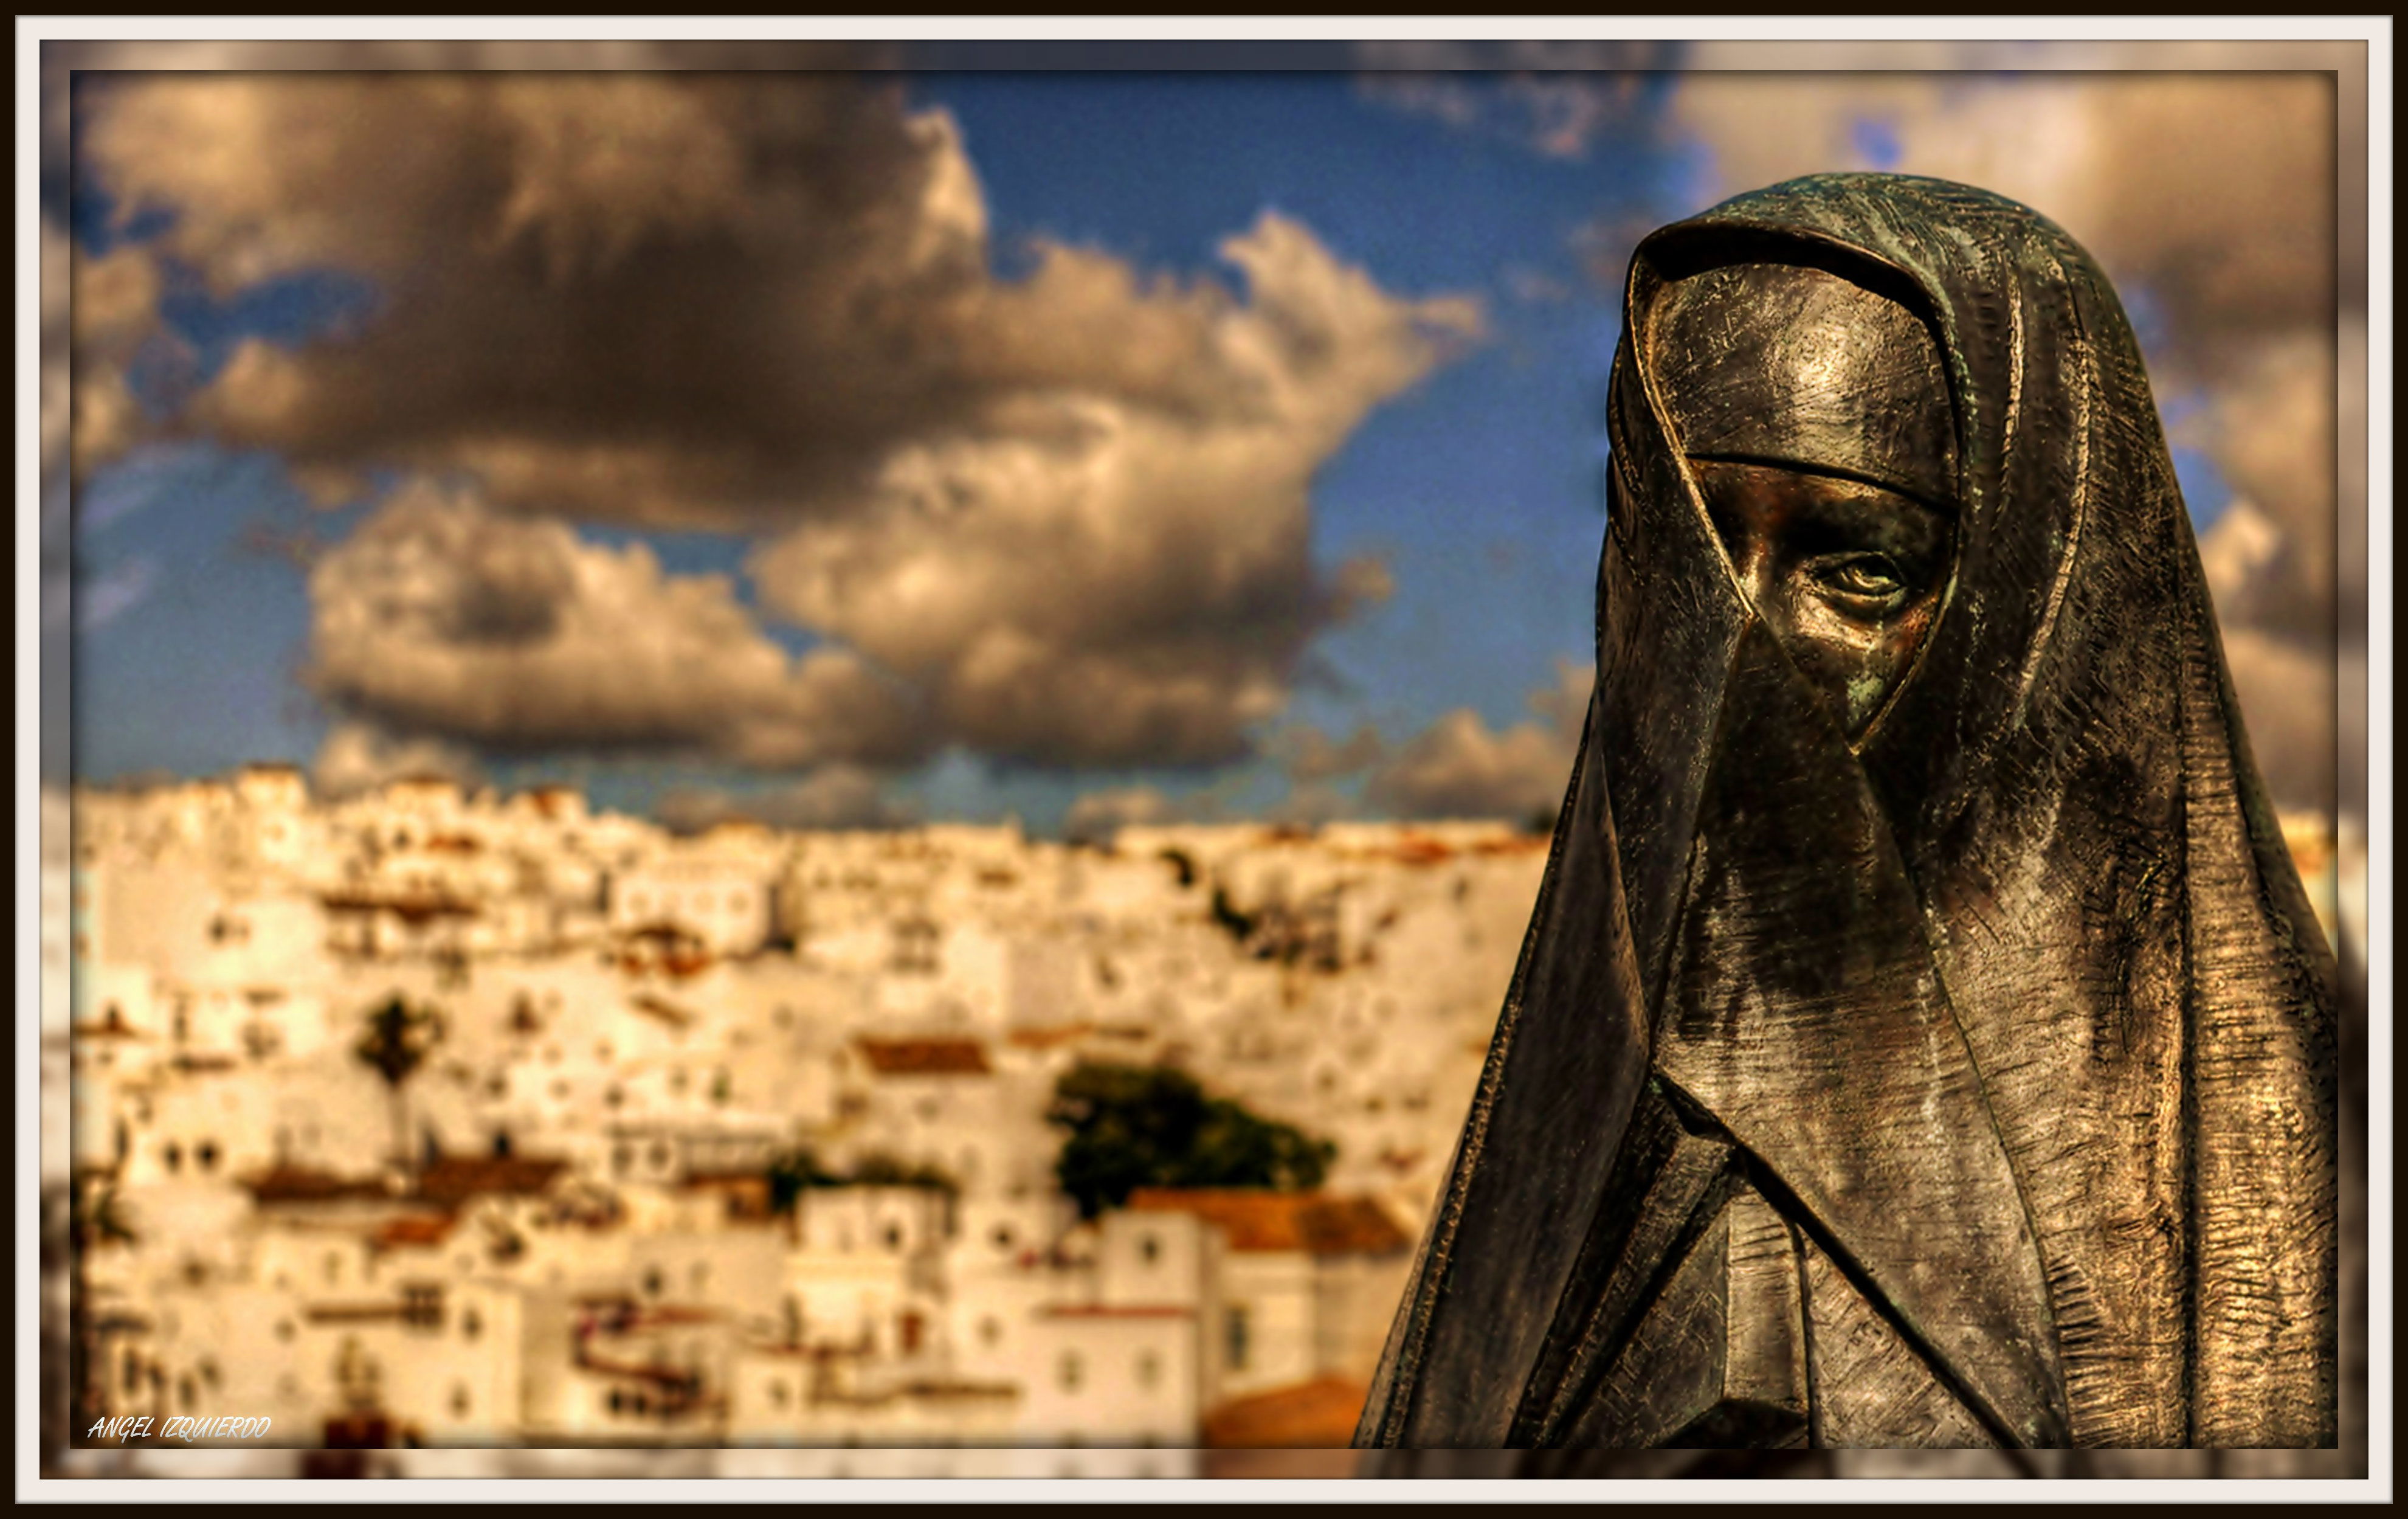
xmin=44 ymin=766 xmax=1575 ymax=1475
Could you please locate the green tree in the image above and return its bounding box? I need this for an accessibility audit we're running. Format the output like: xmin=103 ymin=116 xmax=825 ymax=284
xmin=765 ymin=1149 xmax=957 ymax=1215
xmin=354 ymin=993 xmax=444 ymax=1178
xmin=1045 ymin=1062 xmax=1336 ymax=1219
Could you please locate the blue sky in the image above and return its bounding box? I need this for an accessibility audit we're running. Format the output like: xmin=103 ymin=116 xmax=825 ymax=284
xmin=59 ymin=67 xmax=2252 ymax=829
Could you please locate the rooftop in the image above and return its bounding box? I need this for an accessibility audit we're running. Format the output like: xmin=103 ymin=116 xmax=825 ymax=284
xmin=1123 ymin=1189 xmax=1411 ymax=1256
xmin=415 ymin=1153 xmax=571 ymax=1206
xmin=1201 ymin=1375 xmax=1370 ymax=1448
xmin=854 ymin=1036 xmax=992 ymax=1076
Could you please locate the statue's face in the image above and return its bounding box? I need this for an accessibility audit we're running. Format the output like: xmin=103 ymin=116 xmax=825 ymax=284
xmin=1692 ymin=458 xmax=1953 ymax=736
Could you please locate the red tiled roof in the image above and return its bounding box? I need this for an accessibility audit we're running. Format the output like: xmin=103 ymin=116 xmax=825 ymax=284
xmin=1201 ymin=1376 xmax=1370 ymax=1449
xmin=1123 ymin=1189 xmax=1410 ymax=1256
xmin=242 ymin=1164 xmax=388 ymax=1204
xmin=414 ymin=1154 xmax=569 ymax=1205
xmin=319 ymin=889 xmax=480 ymax=922
xmin=372 ymin=1213 xmax=457 ymax=1250
xmin=855 ymin=1036 xmax=992 ymax=1076
xmin=72 ymin=1017 xmax=149 ymax=1042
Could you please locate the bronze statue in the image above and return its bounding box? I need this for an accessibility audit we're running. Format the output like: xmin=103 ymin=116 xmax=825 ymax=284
xmin=1356 ymin=173 xmax=2337 ymax=1455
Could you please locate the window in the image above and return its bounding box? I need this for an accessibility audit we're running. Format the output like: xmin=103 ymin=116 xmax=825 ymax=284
xmin=1137 ymin=1233 xmax=1160 ymax=1267
xmin=1057 ymin=1350 xmax=1084 ymax=1392
xmin=324 ymin=1251 xmax=343 ymax=1285
xmin=899 ymin=1311 xmax=925 ymax=1354
xmin=769 ymin=1379 xmax=790 ymax=1409
xmin=196 ymin=1141 xmax=219 ymax=1172
xmin=402 ymin=1283 xmax=444 ymax=1329
xmin=162 ymin=1141 xmax=182 ymax=1174
xmin=978 ymin=1316 xmax=1001 ymax=1347
xmin=883 ymin=1223 xmax=904 ymax=1251
xmin=450 ymin=1383 xmax=472 ymax=1417
xmin=992 ymin=1225 xmax=1015 ymax=1251
xmin=461 ymin=1307 xmax=483 ymax=1341
xmin=643 ymin=1268 xmax=664 ymax=1298
xmin=1136 ymin=1350 xmax=1162 ymax=1389
xmin=1226 ymin=1306 xmax=1251 ymax=1371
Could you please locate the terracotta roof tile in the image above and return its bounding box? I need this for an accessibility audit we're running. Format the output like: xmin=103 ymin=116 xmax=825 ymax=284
xmin=414 ymin=1154 xmax=569 ymax=1205
xmin=1201 ymin=1376 xmax=1370 ymax=1448
xmin=1123 ymin=1189 xmax=1410 ymax=1256
xmin=855 ymin=1037 xmax=992 ymax=1076
xmin=242 ymin=1164 xmax=389 ymax=1204
xmin=371 ymin=1213 xmax=457 ymax=1250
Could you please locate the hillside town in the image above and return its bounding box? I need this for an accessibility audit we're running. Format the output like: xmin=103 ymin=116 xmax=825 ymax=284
xmin=44 ymin=767 xmax=1559 ymax=1475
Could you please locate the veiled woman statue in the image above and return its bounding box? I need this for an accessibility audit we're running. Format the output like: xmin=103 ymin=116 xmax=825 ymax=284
xmin=1355 ymin=173 xmax=2337 ymax=1454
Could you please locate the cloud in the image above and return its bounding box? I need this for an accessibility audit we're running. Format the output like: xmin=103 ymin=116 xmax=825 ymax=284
xmin=2218 ymin=629 xmax=2337 ymax=817
xmin=1277 ymin=722 xmax=1386 ymax=784
xmin=1354 ymin=43 xmax=1678 ymax=159
xmin=78 ymin=72 xmax=1478 ymax=773
xmin=1060 ymin=784 xmax=1213 ymax=843
xmin=74 ymin=557 xmax=159 ymax=634
xmin=2190 ymin=333 xmax=2341 ymax=648
xmin=312 ymin=720 xmax=485 ymax=800
xmin=745 ymin=213 xmax=1454 ymax=767
xmin=1364 ymin=660 xmax=1590 ymax=821
xmin=304 ymin=481 xmax=933 ymax=769
xmin=656 ymin=764 xmax=916 ymax=834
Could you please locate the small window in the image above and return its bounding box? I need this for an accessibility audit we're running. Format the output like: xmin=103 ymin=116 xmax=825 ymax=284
xmin=1137 ymin=1233 xmax=1160 ymax=1267
xmin=1226 ymin=1305 xmax=1251 ymax=1371
xmin=769 ymin=1379 xmax=790 ymax=1408
xmin=461 ymin=1307 xmax=483 ymax=1341
xmin=1136 ymin=1350 xmax=1162 ymax=1389
xmin=196 ymin=1141 xmax=219 ymax=1172
xmin=162 ymin=1142 xmax=182 ymax=1174
xmin=992 ymin=1224 xmax=1015 ymax=1251
xmin=1057 ymin=1349 xmax=1084 ymax=1392
xmin=883 ymin=1223 xmax=904 ymax=1251
xmin=450 ymin=1383 xmax=471 ymax=1417
xmin=643 ymin=1268 xmax=664 ymax=1298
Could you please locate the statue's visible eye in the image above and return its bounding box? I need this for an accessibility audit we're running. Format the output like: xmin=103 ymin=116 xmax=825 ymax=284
xmin=1812 ymin=555 xmax=1907 ymax=607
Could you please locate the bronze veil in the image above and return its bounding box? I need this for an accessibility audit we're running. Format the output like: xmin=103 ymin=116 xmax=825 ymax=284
xmin=1354 ymin=174 xmax=2337 ymax=1452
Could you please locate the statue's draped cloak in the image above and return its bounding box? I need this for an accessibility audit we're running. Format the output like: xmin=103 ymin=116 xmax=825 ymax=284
xmin=1354 ymin=174 xmax=2337 ymax=1452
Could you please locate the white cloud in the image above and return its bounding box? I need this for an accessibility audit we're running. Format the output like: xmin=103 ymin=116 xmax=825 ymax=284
xmin=1364 ymin=660 xmax=1591 ymax=821
xmin=312 ymin=720 xmax=485 ymax=800
xmin=305 ymin=480 xmax=931 ymax=769
xmin=657 ymin=765 xmax=916 ymax=833
xmin=78 ymin=73 xmax=1478 ymax=772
